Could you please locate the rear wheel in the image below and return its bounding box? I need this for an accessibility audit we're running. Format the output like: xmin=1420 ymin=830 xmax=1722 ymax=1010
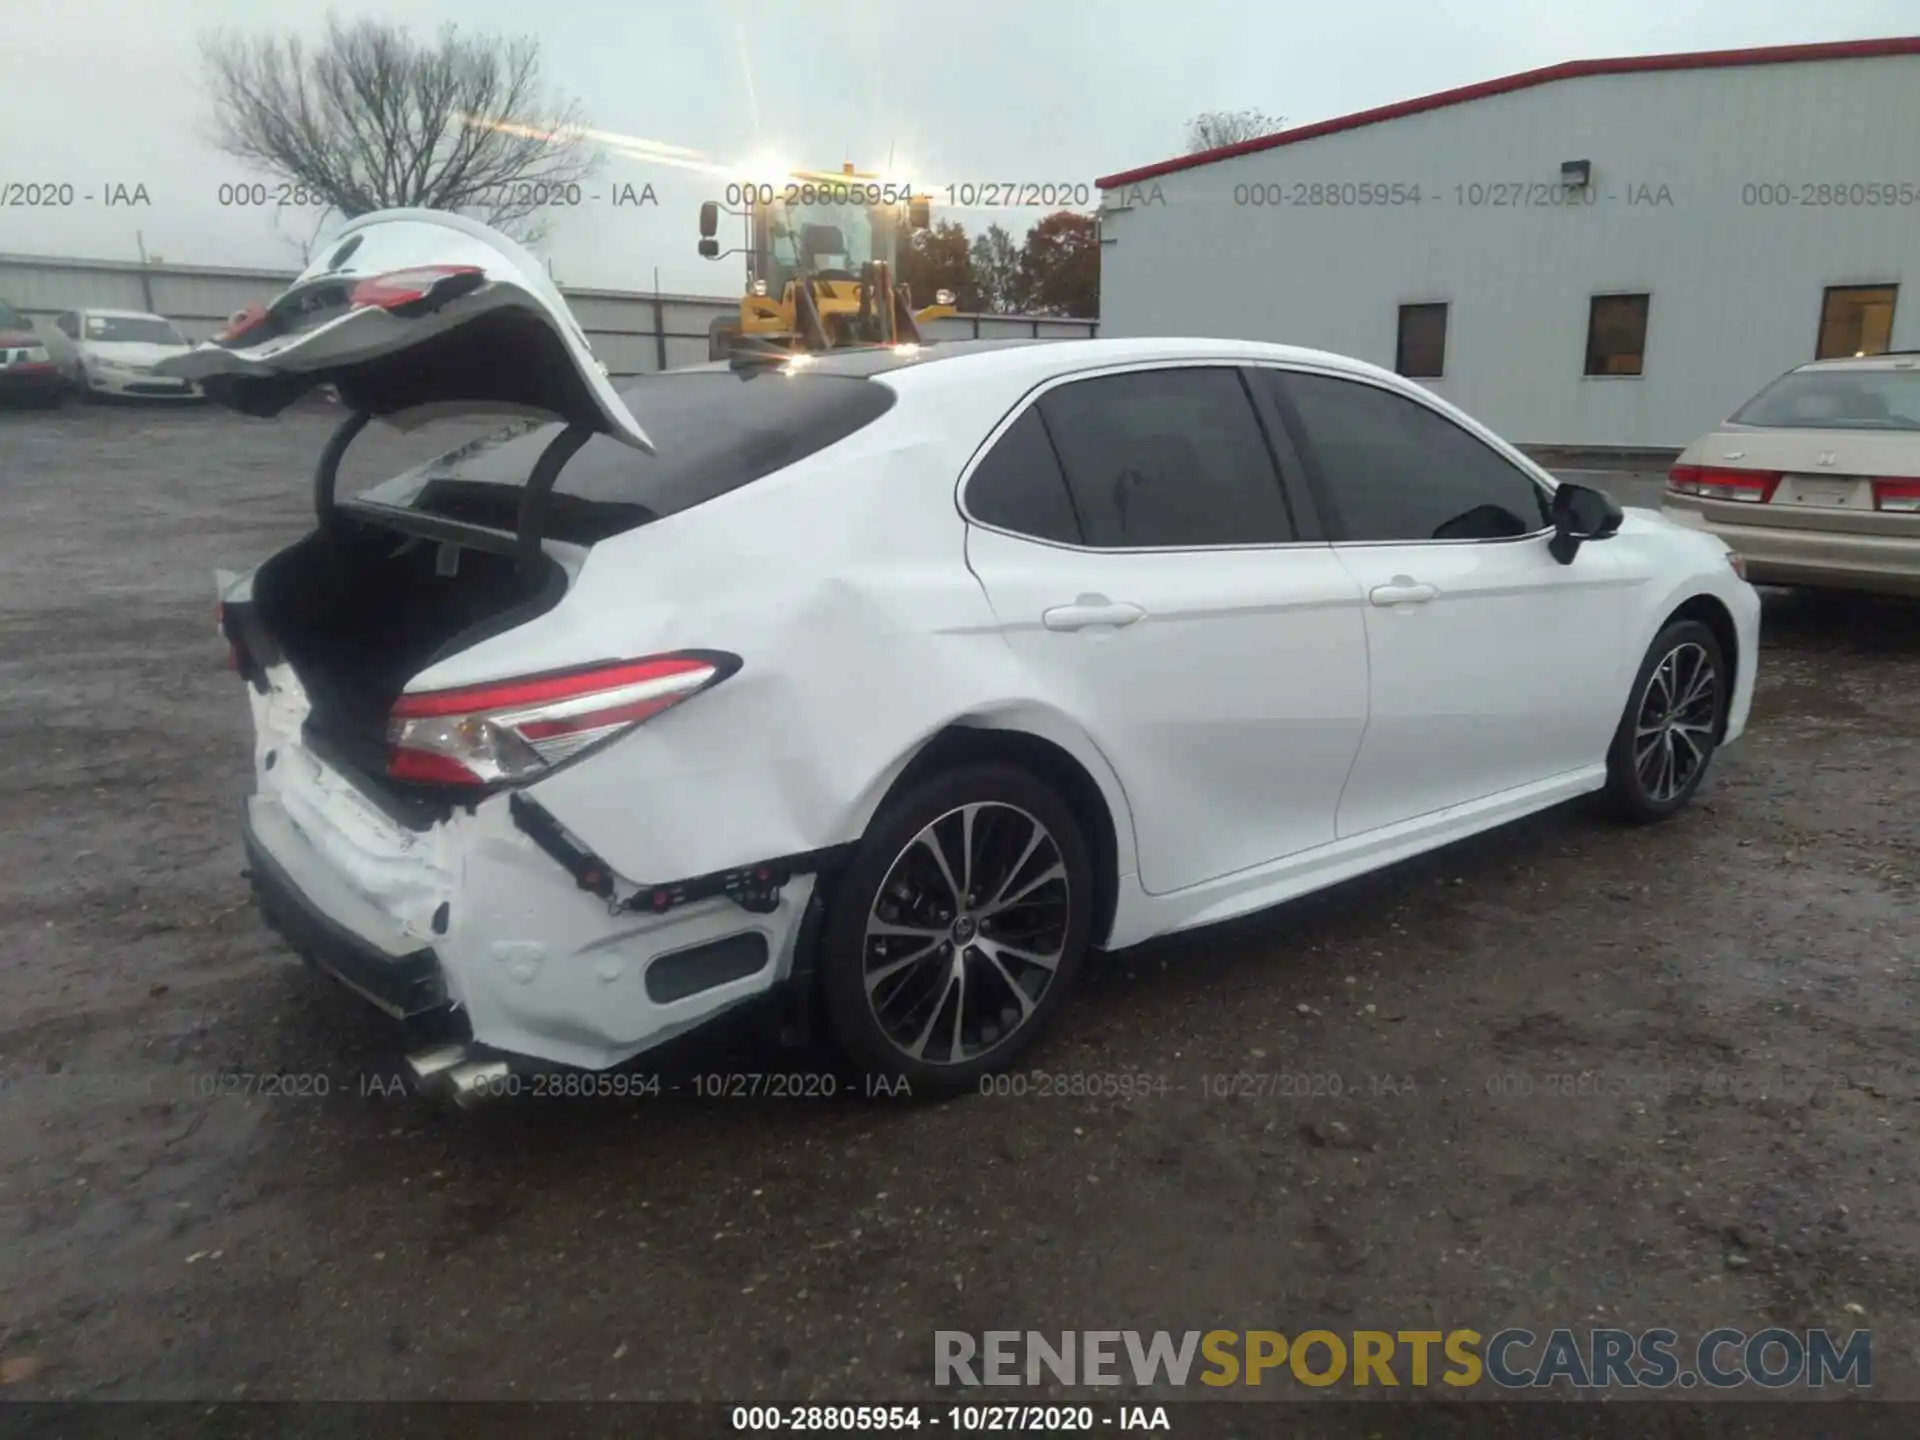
xmin=818 ymin=763 xmax=1092 ymax=1093
xmin=1602 ymin=619 xmax=1727 ymax=822
xmin=708 ymin=317 xmax=740 ymax=361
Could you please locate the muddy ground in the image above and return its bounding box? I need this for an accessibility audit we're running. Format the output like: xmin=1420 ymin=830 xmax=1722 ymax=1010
xmin=0 ymin=402 xmax=1914 ymax=1409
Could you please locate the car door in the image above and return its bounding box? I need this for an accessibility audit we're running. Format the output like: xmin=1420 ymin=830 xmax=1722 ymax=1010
xmin=1260 ymin=366 xmax=1631 ymax=839
xmin=962 ymin=363 xmax=1370 ymax=896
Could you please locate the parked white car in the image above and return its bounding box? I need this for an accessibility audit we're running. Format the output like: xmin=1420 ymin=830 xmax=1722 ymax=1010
xmin=164 ymin=210 xmax=1760 ymax=1103
xmin=46 ymin=308 xmax=200 ymax=399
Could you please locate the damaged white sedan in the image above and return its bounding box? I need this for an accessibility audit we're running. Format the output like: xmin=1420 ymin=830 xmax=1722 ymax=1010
xmin=166 ymin=210 xmax=1759 ymax=1101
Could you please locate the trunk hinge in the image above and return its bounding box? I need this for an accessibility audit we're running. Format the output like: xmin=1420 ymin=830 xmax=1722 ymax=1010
xmin=515 ymin=424 xmax=595 ymax=573
xmin=314 ymin=409 xmax=372 ymax=529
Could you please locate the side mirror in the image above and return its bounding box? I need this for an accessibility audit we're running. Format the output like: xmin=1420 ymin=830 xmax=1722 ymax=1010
xmin=697 ymin=238 xmax=719 ymax=259
xmin=1548 ymin=482 xmax=1624 ymax=564
xmin=698 ymin=201 xmax=719 ymax=239
xmin=908 ymin=198 xmax=931 ymax=230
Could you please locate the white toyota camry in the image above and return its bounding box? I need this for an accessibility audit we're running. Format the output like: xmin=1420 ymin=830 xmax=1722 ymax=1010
xmin=164 ymin=210 xmax=1760 ymax=1101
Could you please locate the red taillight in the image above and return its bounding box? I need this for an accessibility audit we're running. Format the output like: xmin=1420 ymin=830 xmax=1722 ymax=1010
xmin=216 ymin=302 xmax=269 ymax=345
xmin=216 ymin=602 xmax=241 ymax=669
xmin=384 ymin=654 xmax=735 ymax=786
xmin=1871 ymin=478 xmax=1920 ymax=513
xmin=1667 ymin=465 xmax=1782 ymax=504
xmin=348 ymin=266 xmax=485 ymax=312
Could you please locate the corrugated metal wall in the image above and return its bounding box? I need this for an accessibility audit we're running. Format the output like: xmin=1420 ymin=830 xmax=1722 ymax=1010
xmin=0 ymin=253 xmax=1096 ymax=375
xmin=1098 ymin=52 xmax=1920 ymax=449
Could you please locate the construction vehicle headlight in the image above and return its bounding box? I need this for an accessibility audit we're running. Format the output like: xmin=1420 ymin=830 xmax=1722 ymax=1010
xmin=751 ymin=279 xmax=768 ymax=297
xmin=935 ymin=289 xmax=955 ymax=306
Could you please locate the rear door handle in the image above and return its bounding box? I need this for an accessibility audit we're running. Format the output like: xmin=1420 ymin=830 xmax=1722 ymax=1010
xmin=1368 ymin=578 xmax=1438 ymax=607
xmin=1042 ymin=596 xmax=1146 ymax=631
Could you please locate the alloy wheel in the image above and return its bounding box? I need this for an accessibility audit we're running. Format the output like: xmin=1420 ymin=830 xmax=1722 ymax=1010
xmin=861 ymin=802 xmax=1071 ymax=1066
xmin=1632 ymin=641 xmax=1718 ymax=803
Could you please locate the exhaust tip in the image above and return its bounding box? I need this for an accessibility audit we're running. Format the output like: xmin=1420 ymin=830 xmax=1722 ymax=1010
xmin=445 ymin=1060 xmax=513 ymax=1109
xmin=405 ymin=1043 xmax=471 ymax=1085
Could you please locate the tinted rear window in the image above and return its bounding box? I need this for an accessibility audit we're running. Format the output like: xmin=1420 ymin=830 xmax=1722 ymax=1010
xmin=1731 ymin=368 xmax=1920 ymax=430
xmin=359 ymin=370 xmax=896 ymax=540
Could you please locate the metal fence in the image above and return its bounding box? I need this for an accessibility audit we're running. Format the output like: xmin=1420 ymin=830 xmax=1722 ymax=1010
xmin=0 ymin=252 xmax=1098 ymax=375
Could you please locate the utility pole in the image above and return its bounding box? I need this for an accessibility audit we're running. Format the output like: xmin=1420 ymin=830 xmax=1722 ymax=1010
xmin=134 ymin=230 xmax=156 ymax=312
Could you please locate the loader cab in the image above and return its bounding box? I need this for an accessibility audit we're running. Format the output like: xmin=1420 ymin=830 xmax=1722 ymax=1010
xmin=759 ymin=199 xmax=898 ymax=296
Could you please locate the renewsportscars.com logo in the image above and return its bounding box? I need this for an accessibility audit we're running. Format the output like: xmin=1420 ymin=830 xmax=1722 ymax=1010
xmin=934 ymin=1328 xmax=1871 ymax=1391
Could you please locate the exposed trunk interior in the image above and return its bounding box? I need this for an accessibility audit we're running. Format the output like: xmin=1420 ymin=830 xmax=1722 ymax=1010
xmin=251 ymin=517 xmax=566 ymax=783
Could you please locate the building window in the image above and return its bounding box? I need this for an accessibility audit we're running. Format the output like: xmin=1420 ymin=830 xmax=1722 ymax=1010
xmin=1816 ymin=284 xmax=1897 ymax=359
xmin=1585 ymin=294 xmax=1649 ymax=376
xmin=1395 ymin=303 xmax=1448 ymax=378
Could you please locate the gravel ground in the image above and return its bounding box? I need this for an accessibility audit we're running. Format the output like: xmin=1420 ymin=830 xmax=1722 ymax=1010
xmin=0 ymin=401 xmax=1914 ymax=1407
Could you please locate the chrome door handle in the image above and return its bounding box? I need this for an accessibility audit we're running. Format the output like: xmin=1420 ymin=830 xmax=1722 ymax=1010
xmin=1042 ymin=597 xmax=1146 ymax=631
xmin=1368 ymin=578 xmax=1438 ymax=607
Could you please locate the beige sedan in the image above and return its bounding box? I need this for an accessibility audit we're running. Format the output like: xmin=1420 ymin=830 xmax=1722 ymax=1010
xmin=1664 ymin=354 xmax=1920 ymax=596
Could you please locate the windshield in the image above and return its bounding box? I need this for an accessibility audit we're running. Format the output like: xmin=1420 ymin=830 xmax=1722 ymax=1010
xmin=1730 ymin=368 xmax=1920 ymax=430
xmin=84 ymin=315 xmax=185 ymax=346
xmin=0 ymin=301 xmax=31 ymax=332
xmin=765 ymin=201 xmax=894 ymax=292
xmin=356 ymin=368 xmax=897 ymax=542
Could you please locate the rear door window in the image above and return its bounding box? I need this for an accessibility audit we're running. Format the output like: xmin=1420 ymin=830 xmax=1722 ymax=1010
xmin=965 ymin=407 xmax=1083 ymax=544
xmin=1035 ymin=367 xmax=1295 ymax=548
xmin=357 ymin=369 xmax=897 ymax=541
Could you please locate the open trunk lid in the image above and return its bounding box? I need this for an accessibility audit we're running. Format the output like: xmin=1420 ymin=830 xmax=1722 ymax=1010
xmin=158 ymin=208 xmax=652 ymax=451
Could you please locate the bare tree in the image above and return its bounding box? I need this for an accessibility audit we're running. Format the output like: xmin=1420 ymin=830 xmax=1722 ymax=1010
xmin=200 ymin=15 xmax=599 ymax=245
xmin=1184 ymin=109 xmax=1289 ymax=154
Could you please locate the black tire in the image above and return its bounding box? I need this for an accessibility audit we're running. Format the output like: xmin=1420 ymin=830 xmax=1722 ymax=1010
xmin=1602 ymin=619 xmax=1727 ymax=823
xmin=708 ymin=317 xmax=740 ymax=362
xmin=818 ymin=762 xmax=1093 ymax=1094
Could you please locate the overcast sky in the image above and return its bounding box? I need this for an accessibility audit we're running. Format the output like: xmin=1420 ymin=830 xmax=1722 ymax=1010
xmin=2 ymin=0 xmax=1914 ymax=296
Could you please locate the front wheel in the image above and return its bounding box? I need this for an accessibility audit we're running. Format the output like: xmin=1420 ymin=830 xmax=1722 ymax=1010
xmin=1602 ymin=619 xmax=1727 ymax=822
xmin=818 ymin=763 xmax=1092 ymax=1093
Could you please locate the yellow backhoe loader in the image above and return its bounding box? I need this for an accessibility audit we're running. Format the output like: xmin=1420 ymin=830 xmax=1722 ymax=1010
xmin=699 ymin=163 xmax=958 ymax=359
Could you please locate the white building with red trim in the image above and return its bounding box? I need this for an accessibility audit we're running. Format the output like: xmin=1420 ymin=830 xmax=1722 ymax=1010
xmin=1094 ymin=37 xmax=1920 ymax=450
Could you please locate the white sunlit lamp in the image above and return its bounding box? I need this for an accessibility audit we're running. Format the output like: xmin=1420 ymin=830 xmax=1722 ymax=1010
xmin=736 ymin=152 xmax=793 ymax=186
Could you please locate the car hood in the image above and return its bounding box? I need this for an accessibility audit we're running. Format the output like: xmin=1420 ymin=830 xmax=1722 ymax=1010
xmin=82 ymin=340 xmax=190 ymax=365
xmin=156 ymin=208 xmax=652 ymax=451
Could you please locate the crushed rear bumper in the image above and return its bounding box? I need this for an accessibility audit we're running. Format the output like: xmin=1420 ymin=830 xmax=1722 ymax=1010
xmin=243 ymin=819 xmax=448 ymax=1018
xmin=238 ymin=664 xmax=821 ymax=1071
